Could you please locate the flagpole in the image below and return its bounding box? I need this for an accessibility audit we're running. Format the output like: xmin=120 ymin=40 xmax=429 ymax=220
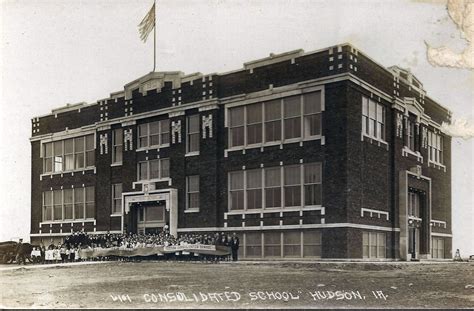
xmin=153 ymin=0 xmax=156 ymax=72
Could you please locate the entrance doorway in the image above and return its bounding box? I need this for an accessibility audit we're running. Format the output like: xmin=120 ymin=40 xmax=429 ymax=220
xmin=123 ymin=188 xmax=178 ymax=237
xmin=136 ymin=201 xmax=166 ymax=234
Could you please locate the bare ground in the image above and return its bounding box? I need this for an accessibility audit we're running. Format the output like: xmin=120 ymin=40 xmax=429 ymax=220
xmin=0 ymin=260 xmax=473 ymax=309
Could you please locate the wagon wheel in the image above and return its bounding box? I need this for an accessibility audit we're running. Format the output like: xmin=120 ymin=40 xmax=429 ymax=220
xmin=1 ymin=254 xmax=8 ymax=264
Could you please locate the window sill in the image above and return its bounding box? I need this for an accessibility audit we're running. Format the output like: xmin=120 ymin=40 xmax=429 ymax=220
xmin=185 ymin=151 xmax=200 ymax=157
xmin=225 ymin=135 xmax=323 ymax=154
xmin=136 ymin=177 xmax=171 ymax=183
xmin=428 ymin=160 xmax=446 ymax=172
xmin=111 ymin=162 xmax=122 ymax=167
xmin=402 ymin=147 xmax=423 ymax=163
xmin=136 ymin=144 xmax=170 ymax=152
xmin=361 ymin=134 xmax=389 ymax=149
xmin=40 ymin=166 xmax=96 ymax=179
xmin=110 ymin=214 xmax=122 ymax=217
xmin=40 ymin=219 xmax=96 ymax=225
xmin=225 ymin=205 xmax=324 ymax=215
xmin=184 ymin=208 xmax=200 ymax=214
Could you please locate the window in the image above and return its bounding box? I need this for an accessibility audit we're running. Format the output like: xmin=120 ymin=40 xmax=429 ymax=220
xmin=138 ymin=162 xmax=148 ymax=180
xmin=43 ymin=191 xmax=53 ymax=221
xmin=239 ymin=230 xmax=321 ymax=259
xmin=246 ymin=169 xmax=262 ymax=209
xmin=53 ymin=190 xmax=62 ymax=220
xmin=229 ymin=106 xmax=245 ymax=147
xmin=303 ymin=91 xmax=322 ymax=137
xmin=186 ymin=176 xmax=200 ymax=210
xmin=304 ymin=163 xmax=322 ymax=206
xmin=187 ymin=115 xmax=200 ymax=153
xmin=229 ymin=171 xmax=244 ymax=210
xmin=406 ymin=119 xmax=415 ymax=151
xmin=228 ymin=163 xmax=322 ymax=211
xmin=138 ymin=124 xmax=148 ymax=148
xmin=362 ymin=231 xmax=386 ymax=258
xmin=53 ymin=141 xmax=63 ymax=172
xmin=264 ymin=232 xmax=281 ymax=257
xmin=137 ymin=158 xmax=170 ymax=181
xmin=264 ymin=100 xmax=282 ymax=142
xmin=63 ymin=189 xmax=73 ymax=220
xmin=245 ymin=232 xmax=262 ymax=258
xmin=160 ymin=120 xmax=170 ymax=145
xmin=228 ymin=91 xmax=323 ymax=148
xmin=431 ymin=237 xmax=445 ymax=259
xmin=284 ymin=166 xmax=301 ymax=207
xmin=265 ymin=167 xmax=281 ymax=208
xmin=362 ymin=96 xmax=385 ymax=141
xmin=112 ymin=129 xmax=123 ymax=164
xmin=43 ymin=134 xmax=95 ymax=173
xmin=303 ymin=231 xmax=322 ymax=257
xmin=64 ymin=139 xmax=74 ymax=170
xmin=161 ymin=158 xmax=170 ymax=178
xmin=85 ymin=186 xmax=95 ymax=219
xmin=145 ymin=205 xmax=165 ymax=222
xmin=74 ymin=188 xmax=84 ymax=219
xmin=408 ymin=192 xmax=421 ymax=218
xmin=246 ymin=103 xmax=262 ymax=144
xmin=43 ymin=143 xmax=53 ymax=173
xmin=149 ymin=159 xmax=160 ymax=179
xmin=284 ymin=96 xmax=301 ymax=139
xmin=150 ymin=121 xmax=160 ymax=146
xmin=42 ymin=187 xmax=95 ymax=222
xmin=138 ymin=120 xmax=170 ymax=148
xmin=85 ymin=135 xmax=95 ymax=167
xmin=74 ymin=136 xmax=85 ymax=169
xmin=283 ymin=231 xmax=301 ymax=257
xmin=112 ymin=183 xmax=122 ymax=214
xmin=428 ymin=131 xmax=443 ymax=164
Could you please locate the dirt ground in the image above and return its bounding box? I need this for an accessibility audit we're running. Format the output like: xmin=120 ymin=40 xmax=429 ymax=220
xmin=0 ymin=260 xmax=473 ymax=309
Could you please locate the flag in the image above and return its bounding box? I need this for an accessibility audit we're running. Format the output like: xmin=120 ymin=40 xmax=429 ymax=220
xmin=138 ymin=3 xmax=155 ymax=43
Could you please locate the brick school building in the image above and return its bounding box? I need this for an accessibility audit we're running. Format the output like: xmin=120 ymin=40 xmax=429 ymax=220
xmin=30 ymin=43 xmax=452 ymax=260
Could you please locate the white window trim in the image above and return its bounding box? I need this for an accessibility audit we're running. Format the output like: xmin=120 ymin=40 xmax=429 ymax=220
xmin=40 ymin=166 xmax=96 ymax=178
xmin=227 ymin=163 xmax=322 ymax=212
xmin=361 ymin=208 xmax=389 ymax=220
xmin=430 ymin=219 xmax=447 ymax=229
xmin=184 ymin=208 xmax=200 ymax=214
xmin=361 ymin=97 xmax=387 ymax=144
xmin=184 ymin=151 xmax=200 ymax=157
xmin=42 ymin=187 xmax=95 ymax=222
xmin=402 ymin=146 xmax=423 ymax=162
xmin=186 ymin=115 xmax=200 ymax=154
xmin=136 ymin=158 xmax=170 ymax=181
xmin=408 ymin=215 xmax=423 ymax=222
xmin=41 ymin=134 xmax=96 ymax=175
xmin=137 ymin=120 xmax=170 ymax=150
xmin=135 ymin=143 xmax=170 ymax=153
xmin=112 ymin=128 xmax=123 ymax=165
xmin=185 ymin=175 xmax=200 ymax=211
xmin=225 ymin=205 xmax=324 ymax=216
xmin=363 ymin=231 xmax=386 ymax=259
xmin=111 ymin=183 xmax=122 ymax=216
xmin=225 ymin=91 xmax=324 ymax=153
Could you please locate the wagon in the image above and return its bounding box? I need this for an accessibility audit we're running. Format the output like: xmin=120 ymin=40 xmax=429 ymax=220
xmin=0 ymin=241 xmax=18 ymax=264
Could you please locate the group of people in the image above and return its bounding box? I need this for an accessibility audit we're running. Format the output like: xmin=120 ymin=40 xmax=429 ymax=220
xmin=30 ymin=230 xmax=240 ymax=263
xmin=30 ymin=244 xmax=82 ymax=263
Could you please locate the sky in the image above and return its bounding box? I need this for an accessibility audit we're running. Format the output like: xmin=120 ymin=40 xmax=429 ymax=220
xmin=1 ymin=0 xmax=472 ymax=255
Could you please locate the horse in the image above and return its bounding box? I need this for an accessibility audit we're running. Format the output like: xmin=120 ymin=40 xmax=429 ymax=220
xmin=15 ymin=243 xmax=35 ymax=265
